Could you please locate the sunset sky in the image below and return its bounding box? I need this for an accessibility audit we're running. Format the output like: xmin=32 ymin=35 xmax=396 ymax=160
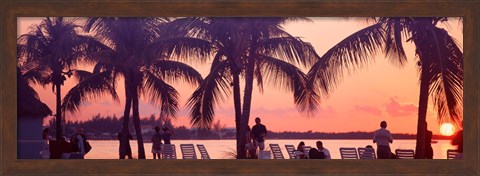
xmin=18 ymin=17 xmax=463 ymax=135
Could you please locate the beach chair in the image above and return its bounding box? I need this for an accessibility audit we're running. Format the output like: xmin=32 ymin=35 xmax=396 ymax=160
xmin=284 ymin=145 xmax=299 ymax=159
xmin=447 ymin=149 xmax=460 ymax=159
xmin=196 ymin=144 xmax=211 ymax=159
xmin=395 ymin=149 xmax=415 ymax=159
xmin=161 ymin=144 xmax=176 ymax=159
xmin=339 ymin=147 xmax=358 ymax=159
xmin=303 ymin=146 xmax=312 ymax=159
xmin=180 ymin=144 xmax=197 ymax=159
xmin=358 ymin=147 xmax=376 ymax=159
xmin=269 ymin=144 xmax=284 ymax=159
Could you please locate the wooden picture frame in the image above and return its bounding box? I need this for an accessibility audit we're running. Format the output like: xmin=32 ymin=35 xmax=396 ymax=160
xmin=1 ymin=0 xmax=478 ymax=175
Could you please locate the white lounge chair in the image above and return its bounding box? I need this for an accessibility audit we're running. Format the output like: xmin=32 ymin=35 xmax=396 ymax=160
xmin=284 ymin=145 xmax=299 ymax=159
xmin=395 ymin=149 xmax=415 ymax=159
xmin=339 ymin=147 xmax=358 ymax=159
xmin=358 ymin=147 xmax=376 ymax=159
xmin=269 ymin=144 xmax=284 ymax=159
xmin=196 ymin=144 xmax=211 ymax=159
xmin=447 ymin=149 xmax=460 ymax=159
xmin=161 ymin=144 xmax=176 ymax=159
xmin=180 ymin=144 xmax=197 ymax=159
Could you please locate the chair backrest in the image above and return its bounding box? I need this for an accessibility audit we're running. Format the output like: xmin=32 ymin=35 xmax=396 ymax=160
xmin=161 ymin=144 xmax=176 ymax=159
xmin=339 ymin=147 xmax=358 ymax=159
xmin=303 ymin=146 xmax=312 ymax=159
xmin=196 ymin=144 xmax=211 ymax=159
xmin=284 ymin=145 xmax=298 ymax=159
xmin=358 ymin=147 xmax=376 ymax=159
xmin=395 ymin=149 xmax=415 ymax=159
xmin=180 ymin=144 xmax=197 ymax=159
xmin=447 ymin=149 xmax=460 ymax=159
xmin=269 ymin=144 xmax=284 ymax=159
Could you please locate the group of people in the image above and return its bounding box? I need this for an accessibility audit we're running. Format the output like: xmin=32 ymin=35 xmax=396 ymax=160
xmin=41 ymin=127 xmax=90 ymax=159
xmin=150 ymin=126 xmax=174 ymax=159
xmin=42 ymin=118 xmax=463 ymax=160
xmin=373 ymin=120 xmax=435 ymax=159
xmin=296 ymin=141 xmax=331 ymax=159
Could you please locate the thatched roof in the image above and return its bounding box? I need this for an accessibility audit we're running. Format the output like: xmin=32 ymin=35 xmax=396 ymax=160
xmin=17 ymin=70 xmax=52 ymax=118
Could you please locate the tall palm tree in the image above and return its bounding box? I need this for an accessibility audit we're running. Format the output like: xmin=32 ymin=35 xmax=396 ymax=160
xmin=308 ymin=17 xmax=463 ymax=159
xmin=174 ymin=17 xmax=320 ymax=158
xmin=62 ymin=17 xmax=210 ymax=159
xmin=17 ymin=17 xmax=103 ymax=140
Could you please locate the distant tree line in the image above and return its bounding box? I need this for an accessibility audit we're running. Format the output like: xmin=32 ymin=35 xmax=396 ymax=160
xmin=47 ymin=114 xmax=451 ymax=140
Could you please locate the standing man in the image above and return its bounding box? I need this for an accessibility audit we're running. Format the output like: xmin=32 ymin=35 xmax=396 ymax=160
xmin=151 ymin=126 xmax=163 ymax=159
xmin=251 ymin=117 xmax=267 ymax=151
xmin=373 ymin=121 xmax=393 ymax=159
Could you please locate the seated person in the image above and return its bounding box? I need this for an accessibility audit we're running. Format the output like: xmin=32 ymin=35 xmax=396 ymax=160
xmin=316 ymin=141 xmax=331 ymax=159
xmin=308 ymin=148 xmax=325 ymax=159
xmin=296 ymin=141 xmax=307 ymax=159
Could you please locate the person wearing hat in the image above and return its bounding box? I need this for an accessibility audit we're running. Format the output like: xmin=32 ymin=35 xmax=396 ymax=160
xmin=70 ymin=127 xmax=87 ymax=159
xmin=162 ymin=127 xmax=174 ymax=144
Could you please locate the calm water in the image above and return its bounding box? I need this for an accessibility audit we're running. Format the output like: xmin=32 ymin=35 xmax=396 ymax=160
xmin=85 ymin=139 xmax=455 ymax=159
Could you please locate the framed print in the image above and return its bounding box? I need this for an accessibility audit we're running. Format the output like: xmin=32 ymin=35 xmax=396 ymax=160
xmin=1 ymin=0 xmax=479 ymax=175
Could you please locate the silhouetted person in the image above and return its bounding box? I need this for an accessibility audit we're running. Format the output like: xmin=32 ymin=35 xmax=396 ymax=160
xmin=40 ymin=128 xmax=53 ymax=159
xmin=251 ymin=117 xmax=267 ymax=151
xmin=118 ymin=128 xmax=133 ymax=159
xmin=373 ymin=121 xmax=393 ymax=159
xmin=452 ymin=129 xmax=463 ymax=159
xmin=424 ymin=123 xmax=434 ymax=159
xmin=316 ymin=141 xmax=331 ymax=159
xmin=245 ymin=125 xmax=256 ymax=159
xmin=296 ymin=141 xmax=307 ymax=159
xmin=151 ymin=126 xmax=163 ymax=159
xmin=70 ymin=127 xmax=87 ymax=159
xmin=308 ymin=148 xmax=322 ymax=159
xmin=162 ymin=127 xmax=174 ymax=144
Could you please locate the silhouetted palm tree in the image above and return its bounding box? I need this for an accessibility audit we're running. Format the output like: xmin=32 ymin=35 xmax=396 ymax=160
xmin=17 ymin=17 xmax=102 ymax=140
xmin=308 ymin=17 xmax=463 ymax=159
xmin=172 ymin=17 xmax=320 ymax=158
xmin=62 ymin=17 xmax=210 ymax=159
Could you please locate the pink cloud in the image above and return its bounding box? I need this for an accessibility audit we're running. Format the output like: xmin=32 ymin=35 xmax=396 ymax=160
xmin=385 ymin=98 xmax=417 ymax=117
xmin=354 ymin=105 xmax=382 ymax=116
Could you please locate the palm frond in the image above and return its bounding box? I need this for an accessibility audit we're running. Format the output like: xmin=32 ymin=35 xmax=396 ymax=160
xmin=186 ymin=60 xmax=232 ymax=129
xmin=259 ymin=55 xmax=319 ymax=115
xmin=62 ymin=71 xmax=119 ymax=113
xmin=150 ymin=60 xmax=203 ymax=86
xmin=142 ymin=71 xmax=180 ymax=119
xmin=144 ymin=37 xmax=212 ymax=65
xmin=414 ymin=27 xmax=463 ymax=127
xmin=384 ymin=18 xmax=408 ymax=66
xmin=308 ymin=22 xmax=386 ymax=97
xmin=257 ymin=36 xmax=320 ymax=68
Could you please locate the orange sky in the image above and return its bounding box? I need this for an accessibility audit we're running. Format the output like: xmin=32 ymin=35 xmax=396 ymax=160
xmin=18 ymin=17 xmax=463 ymax=135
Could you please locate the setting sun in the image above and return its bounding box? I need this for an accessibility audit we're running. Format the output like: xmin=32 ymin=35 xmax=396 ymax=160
xmin=439 ymin=123 xmax=455 ymax=136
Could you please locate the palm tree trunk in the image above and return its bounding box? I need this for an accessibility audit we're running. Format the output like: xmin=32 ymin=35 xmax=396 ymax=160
xmin=415 ymin=67 xmax=429 ymax=159
xmin=55 ymin=82 xmax=62 ymax=140
xmin=132 ymin=79 xmax=146 ymax=159
xmin=120 ymin=79 xmax=133 ymax=159
xmin=238 ymin=57 xmax=256 ymax=159
xmin=232 ymin=71 xmax=243 ymax=159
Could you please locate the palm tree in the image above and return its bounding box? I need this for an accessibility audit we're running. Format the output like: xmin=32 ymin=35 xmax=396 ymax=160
xmin=308 ymin=17 xmax=463 ymax=159
xmin=62 ymin=17 xmax=210 ymax=159
xmin=17 ymin=17 xmax=103 ymax=140
xmin=174 ymin=17 xmax=320 ymax=158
